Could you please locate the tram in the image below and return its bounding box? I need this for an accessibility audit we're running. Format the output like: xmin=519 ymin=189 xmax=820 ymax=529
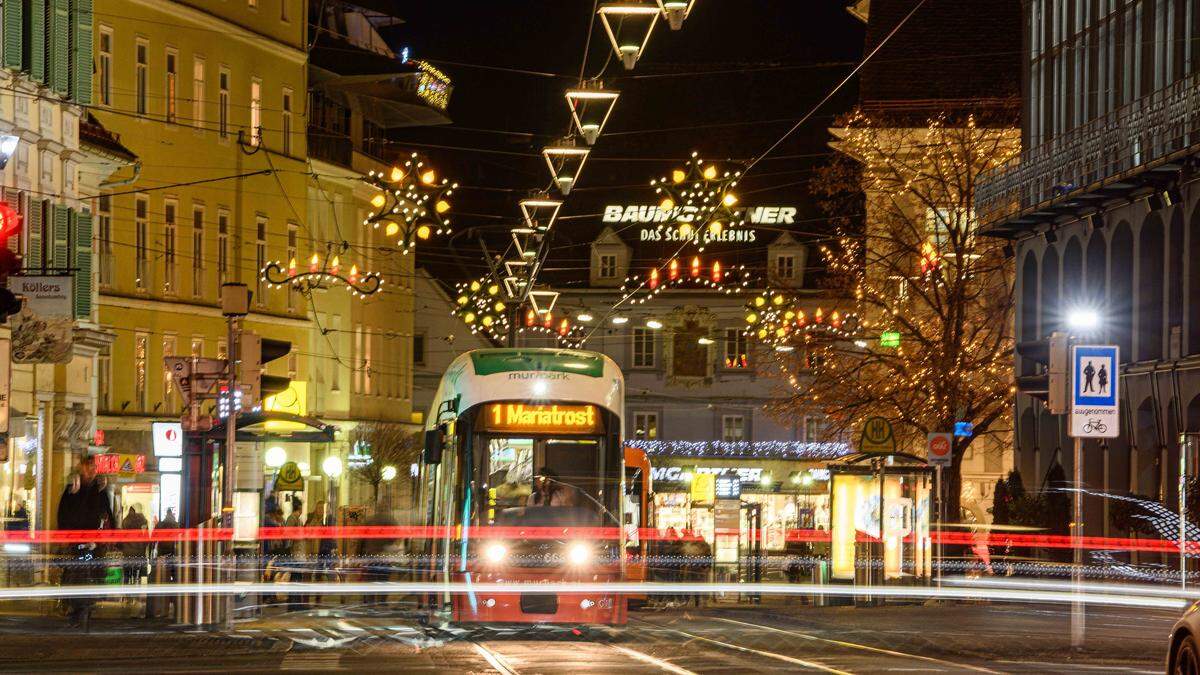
xmin=419 ymin=348 xmax=630 ymax=625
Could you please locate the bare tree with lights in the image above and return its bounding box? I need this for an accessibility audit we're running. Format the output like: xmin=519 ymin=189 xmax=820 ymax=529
xmin=772 ymin=108 xmax=1020 ymax=520
xmin=348 ymin=422 xmax=421 ymax=504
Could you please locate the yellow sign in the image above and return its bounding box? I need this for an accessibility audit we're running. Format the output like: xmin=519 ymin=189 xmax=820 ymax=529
xmin=275 ymin=461 xmax=304 ymax=491
xmin=263 ymin=381 xmax=307 ymax=431
xmin=690 ymin=473 xmax=715 ymax=503
xmin=859 ymin=416 xmax=896 ymax=454
xmin=481 ymin=403 xmax=600 ymax=435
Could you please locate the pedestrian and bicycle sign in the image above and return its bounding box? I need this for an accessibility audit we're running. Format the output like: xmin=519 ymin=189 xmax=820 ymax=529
xmin=1069 ymin=345 xmax=1119 ymax=438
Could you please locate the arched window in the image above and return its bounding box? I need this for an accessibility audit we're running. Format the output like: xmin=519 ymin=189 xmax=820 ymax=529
xmin=1111 ymin=221 xmax=1134 ymax=362
xmin=1020 ymin=251 xmax=1039 ymax=376
xmin=1039 ymin=246 xmax=1060 ymax=337
xmin=1062 ymin=237 xmax=1083 ymax=312
xmin=1085 ymin=233 xmax=1107 ymax=340
xmin=1136 ymin=214 xmax=1164 ymax=361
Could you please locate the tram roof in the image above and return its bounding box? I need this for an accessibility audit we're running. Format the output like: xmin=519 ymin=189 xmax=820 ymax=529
xmin=426 ymin=348 xmax=624 ymax=428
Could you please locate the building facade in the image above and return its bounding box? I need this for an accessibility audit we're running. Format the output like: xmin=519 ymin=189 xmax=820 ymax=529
xmin=977 ymin=0 xmax=1200 ymax=536
xmin=0 ymin=0 xmax=135 ymax=535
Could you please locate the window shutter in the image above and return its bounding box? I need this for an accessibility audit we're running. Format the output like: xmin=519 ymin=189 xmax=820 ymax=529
xmin=72 ymin=209 xmax=91 ymax=318
xmin=29 ymin=0 xmax=44 ymax=82
xmin=70 ymin=0 xmax=89 ymax=103
xmin=3 ymin=0 xmax=22 ymax=69
xmin=26 ymin=200 xmax=42 ymax=269
xmin=49 ymin=0 xmax=67 ymax=93
xmin=52 ymin=204 xmax=67 ymax=268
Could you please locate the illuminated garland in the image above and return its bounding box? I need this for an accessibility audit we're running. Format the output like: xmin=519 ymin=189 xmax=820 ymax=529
xmin=625 ymin=439 xmax=852 ymax=460
xmin=743 ymin=289 xmax=857 ymax=349
xmin=650 ymin=152 xmax=744 ymax=245
xmin=261 ymin=249 xmax=381 ymax=297
xmin=363 ymin=152 xmax=457 ymax=253
xmin=451 ymin=276 xmax=510 ymax=342
xmin=618 ymin=256 xmax=750 ymax=306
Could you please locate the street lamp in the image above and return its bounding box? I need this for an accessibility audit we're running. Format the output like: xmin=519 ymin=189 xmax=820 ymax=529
xmin=1066 ymin=307 xmax=1101 ymax=334
xmin=381 ymin=465 xmax=398 ymax=482
xmin=322 ymin=455 xmax=343 ymax=479
xmin=264 ymin=446 xmax=287 ymax=469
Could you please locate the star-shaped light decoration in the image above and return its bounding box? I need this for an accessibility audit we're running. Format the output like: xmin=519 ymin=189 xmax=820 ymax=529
xmin=363 ymin=153 xmax=457 ymax=254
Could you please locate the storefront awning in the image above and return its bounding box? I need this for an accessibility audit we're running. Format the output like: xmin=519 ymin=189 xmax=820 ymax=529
xmin=204 ymin=412 xmax=336 ymax=443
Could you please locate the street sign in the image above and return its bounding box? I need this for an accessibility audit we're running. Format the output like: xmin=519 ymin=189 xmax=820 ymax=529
xmin=275 ymin=461 xmax=305 ymax=491
xmin=859 ymin=416 xmax=896 ymax=454
xmin=926 ymin=432 xmax=953 ymax=466
xmin=714 ymin=474 xmax=741 ymax=499
xmin=880 ymin=331 xmax=901 ymax=348
xmin=1069 ymin=345 xmax=1119 ymax=438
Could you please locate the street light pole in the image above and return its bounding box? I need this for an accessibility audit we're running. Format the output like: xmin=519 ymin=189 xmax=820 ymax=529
xmin=220 ymin=283 xmax=249 ymax=529
xmin=1071 ymin=434 xmax=1084 ymax=648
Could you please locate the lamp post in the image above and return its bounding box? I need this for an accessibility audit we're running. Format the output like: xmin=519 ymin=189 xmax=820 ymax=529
xmin=1066 ymin=306 xmax=1102 ymax=650
xmin=322 ymin=455 xmax=343 ymax=523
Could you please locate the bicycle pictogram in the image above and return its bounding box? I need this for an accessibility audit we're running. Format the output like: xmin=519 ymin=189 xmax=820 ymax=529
xmin=1082 ymin=418 xmax=1107 ymax=434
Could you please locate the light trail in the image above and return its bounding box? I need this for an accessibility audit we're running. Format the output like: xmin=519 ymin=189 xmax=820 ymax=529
xmin=944 ymin=575 xmax=1200 ymax=599
xmin=0 ymin=581 xmax=1189 ymax=609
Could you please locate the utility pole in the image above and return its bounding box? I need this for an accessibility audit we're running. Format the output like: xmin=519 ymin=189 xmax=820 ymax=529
xmin=220 ymin=283 xmax=249 ymax=528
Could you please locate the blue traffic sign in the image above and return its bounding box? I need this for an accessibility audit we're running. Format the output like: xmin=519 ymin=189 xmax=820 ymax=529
xmin=1073 ymin=345 xmax=1117 ymax=407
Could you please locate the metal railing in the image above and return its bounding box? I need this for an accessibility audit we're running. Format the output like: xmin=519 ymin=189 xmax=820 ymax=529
xmin=307 ymin=128 xmax=354 ymax=168
xmin=977 ymin=72 xmax=1200 ymax=225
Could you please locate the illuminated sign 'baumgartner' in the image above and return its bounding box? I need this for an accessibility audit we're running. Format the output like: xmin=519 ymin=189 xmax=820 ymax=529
xmin=603 ymin=204 xmax=797 ymax=225
xmin=483 ymin=403 xmax=600 ymax=434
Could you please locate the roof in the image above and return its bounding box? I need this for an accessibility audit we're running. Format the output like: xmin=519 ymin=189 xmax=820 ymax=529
xmin=79 ymin=113 xmax=136 ymax=163
xmin=858 ymin=0 xmax=1020 ymax=124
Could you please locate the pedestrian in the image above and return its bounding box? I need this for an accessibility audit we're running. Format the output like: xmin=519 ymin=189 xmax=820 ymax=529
xmin=120 ymin=505 xmax=149 ymax=586
xmin=6 ymin=500 xmax=29 ymax=532
xmin=1098 ymin=363 xmax=1109 ymax=394
xmin=56 ymin=455 xmax=117 ymax=629
xmin=156 ymin=507 xmax=179 ymax=584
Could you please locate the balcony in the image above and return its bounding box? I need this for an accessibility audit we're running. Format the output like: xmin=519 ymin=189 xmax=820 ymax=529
xmin=307 ymin=128 xmax=354 ymax=168
xmin=977 ymin=72 xmax=1200 ymax=235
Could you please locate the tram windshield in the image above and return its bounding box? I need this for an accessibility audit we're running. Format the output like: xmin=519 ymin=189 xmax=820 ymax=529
xmin=479 ymin=436 xmax=618 ymax=527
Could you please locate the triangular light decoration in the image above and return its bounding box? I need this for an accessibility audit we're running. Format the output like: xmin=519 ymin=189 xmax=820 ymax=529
xmin=564 ymin=85 xmax=619 ymax=145
xmin=597 ymin=3 xmax=660 ymax=70
xmin=542 ymin=140 xmax=590 ymax=195
xmin=656 ymin=0 xmax=695 ymax=30
xmin=528 ymin=289 xmax=560 ymax=316
xmin=519 ymin=196 xmax=563 ymax=232
xmin=510 ymin=227 xmax=540 ymax=260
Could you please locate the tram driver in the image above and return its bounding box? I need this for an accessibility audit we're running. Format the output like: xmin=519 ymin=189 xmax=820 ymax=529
xmin=526 ymin=467 xmax=579 ymax=507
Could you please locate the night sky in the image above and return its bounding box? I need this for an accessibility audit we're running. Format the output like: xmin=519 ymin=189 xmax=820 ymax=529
xmin=384 ymin=2 xmax=865 ymax=285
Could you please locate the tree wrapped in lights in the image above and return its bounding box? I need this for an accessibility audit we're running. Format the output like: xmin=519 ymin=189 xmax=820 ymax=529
xmin=649 ymin=152 xmax=742 ymax=248
xmin=772 ymin=108 xmax=1020 ymax=520
xmin=363 ymin=152 xmax=457 ymax=253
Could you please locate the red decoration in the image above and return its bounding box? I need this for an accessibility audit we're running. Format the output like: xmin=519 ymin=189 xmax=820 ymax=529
xmin=669 ymin=259 xmax=679 ymax=280
xmin=0 ymin=202 xmax=21 ymax=239
xmin=711 ymin=261 xmax=722 ymax=283
xmin=649 ymin=268 xmax=659 ymax=289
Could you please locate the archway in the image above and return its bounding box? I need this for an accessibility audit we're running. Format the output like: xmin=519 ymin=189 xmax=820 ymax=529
xmin=1136 ymin=214 xmax=1165 ymax=361
xmin=1085 ymin=232 xmax=1108 ymax=341
xmin=1111 ymin=221 xmax=1134 ymax=362
xmin=1061 ymin=236 xmax=1083 ymax=312
xmin=1018 ymin=406 xmax=1037 ymax=481
xmin=1168 ymin=208 xmax=1184 ymax=348
xmin=1039 ymin=246 xmax=1060 ymax=337
xmin=1020 ymin=251 xmax=1039 ymax=375
xmin=1134 ymin=397 xmax=1161 ymax=499
xmin=1189 ymin=204 xmax=1200 ymax=354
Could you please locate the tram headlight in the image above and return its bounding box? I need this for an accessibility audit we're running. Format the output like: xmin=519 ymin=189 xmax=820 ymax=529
xmin=566 ymin=542 xmax=592 ymax=566
xmin=483 ymin=542 xmax=508 ymax=564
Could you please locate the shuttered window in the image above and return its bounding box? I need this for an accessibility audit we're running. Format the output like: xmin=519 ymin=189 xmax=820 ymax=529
xmin=52 ymin=204 xmax=67 ymax=268
xmin=49 ymin=0 xmax=66 ymax=93
xmin=3 ymin=0 xmax=23 ymax=69
xmin=71 ymin=0 xmax=91 ymax=103
xmin=28 ymin=0 xmax=45 ymax=82
xmin=72 ymin=209 xmax=91 ymax=318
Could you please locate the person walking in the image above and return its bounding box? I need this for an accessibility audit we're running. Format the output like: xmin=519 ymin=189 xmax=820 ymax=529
xmin=56 ymin=455 xmax=117 ymax=629
xmin=120 ymin=505 xmax=149 ymax=586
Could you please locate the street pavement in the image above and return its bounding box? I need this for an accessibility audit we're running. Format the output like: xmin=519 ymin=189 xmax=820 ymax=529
xmin=0 ymin=600 xmax=1176 ymax=672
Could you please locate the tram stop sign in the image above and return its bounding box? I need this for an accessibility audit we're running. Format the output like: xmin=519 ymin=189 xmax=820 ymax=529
xmin=859 ymin=416 xmax=896 ymax=454
xmin=926 ymin=432 xmax=953 ymax=467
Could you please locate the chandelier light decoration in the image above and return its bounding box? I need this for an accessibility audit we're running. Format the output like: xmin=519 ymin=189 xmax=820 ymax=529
xmin=542 ymin=139 xmax=591 ymax=195
xmin=363 ymin=152 xmax=457 ymax=254
xmin=565 ymin=84 xmax=619 ymax=145
xmin=655 ymin=0 xmax=696 ymax=29
xmin=618 ymin=256 xmax=751 ymax=306
xmin=743 ymin=289 xmax=856 ymax=351
xmin=597 ymin=3 xmax=660 ymax=70
xmin=262 ymin=245 xmax=382 ymax=297
xmin=451 ymin=276 xmax=511 ymax=342
xmin=649 ymin=152 xmax=743 ymax=249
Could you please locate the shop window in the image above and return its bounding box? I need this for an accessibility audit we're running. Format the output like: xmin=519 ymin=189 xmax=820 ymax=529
xmin=722 ymin=414 xmax=746 ymax=442
xmin=633 ymin=412 xmax=658 ymax=440
xmin=632 ymin=328 xmax=655 ymax=368
xmin=724 ymin=327 xmax=748 ymax=368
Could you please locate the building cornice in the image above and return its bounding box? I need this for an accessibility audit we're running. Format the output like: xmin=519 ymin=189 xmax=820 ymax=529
xmin=126 ymin=0 xmax=306 ymax=65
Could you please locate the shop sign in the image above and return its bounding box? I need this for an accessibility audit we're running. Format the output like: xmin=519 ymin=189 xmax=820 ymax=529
xmin=715 ymin=474 xmax=741 ymax=499
xmin=714 ymin=499 xmax=740 ymax=532
xmin=652 ymin=465 xmax=763 ymax=484
xmin=8 ymin=275 xmax=74 ymax=364
xmin=858 ymin=416 xmax=896 ymax=454
xmin=603 ymin=204 xmax=797 ymax=225
xmin=275 ymin=461 xmax=304 ymax=491
xmin=481 ymin=403 xmax=600 ymax=435
xmin=96 ymin=453 xmax=145 ymax=476
xmin=152 ymin=422 xmax=183 ymax=457
xmin=690 ymin=473 xmax=715 ymax=502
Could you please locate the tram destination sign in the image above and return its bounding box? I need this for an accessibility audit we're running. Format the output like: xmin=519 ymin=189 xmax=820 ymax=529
xmin=482 ymin=403 xmax=601 ymax=435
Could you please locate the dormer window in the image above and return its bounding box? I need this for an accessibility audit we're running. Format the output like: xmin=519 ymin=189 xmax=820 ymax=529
xmin=599 ymin=253 xmax=617 ymax=279
xmin=775 ymin=254 xmax=795 ymax=279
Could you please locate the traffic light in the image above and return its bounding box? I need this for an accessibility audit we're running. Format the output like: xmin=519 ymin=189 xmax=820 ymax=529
xmin=238 ymin=331 xmax=292 ymax=404
xmin=1015 ymin=330 xmax=1069 ymax=414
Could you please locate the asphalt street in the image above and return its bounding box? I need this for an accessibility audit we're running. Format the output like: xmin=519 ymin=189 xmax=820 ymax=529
xmin=0 ymin=601 xmax=1175 ymax=672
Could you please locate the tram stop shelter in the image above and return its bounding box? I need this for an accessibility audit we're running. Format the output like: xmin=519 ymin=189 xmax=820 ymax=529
xmin=828 ymin=452 xmax=934 ymax=595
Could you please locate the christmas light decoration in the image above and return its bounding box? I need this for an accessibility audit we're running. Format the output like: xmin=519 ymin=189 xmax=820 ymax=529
xmin=363 ymin=152 xmax=457 ymax=253
xmin=542 ymin=140 xmax=590 ymax=195
xmin=617 ymin=257 xmax=751 ymax=307
xmin=625 ymin=439 xmax=852 ymax=460
xmin=564 ymin=84 xmax=619 ymax=145
xmin=451 ymin=274 xmax=511 ymax=342
xmin=649 ymin=152 xmax=744 ymax=247
xmin=519 ymin=196 xmax=563 ymax=233
xmin=597 ymin=3 xmax=660 ymax=70
xmin=261 ymin=248 xmax=382 ymax=297
xmin=656 ymin=0 xmax=696 ymax=29
xmin=742 ymin=289 xmax=856 ymax=349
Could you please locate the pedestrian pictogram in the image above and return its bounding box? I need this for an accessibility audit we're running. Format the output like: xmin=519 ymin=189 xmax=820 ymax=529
xmin=1069 ymin=345 xmax=1119 ymax=438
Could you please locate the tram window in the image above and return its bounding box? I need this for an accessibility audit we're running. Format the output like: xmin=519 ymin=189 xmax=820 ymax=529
xmin=487 ymin=438 xmax=533 ymax=510
xmin=624 ymin=466 xmax=643 ymax=548
xmin=543 ymin=439 xmax=599 ymax=507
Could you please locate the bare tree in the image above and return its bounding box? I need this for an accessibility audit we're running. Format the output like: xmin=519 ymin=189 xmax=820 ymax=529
xmin=771 ymin=108 xmax=1020 ymax=520
xmin=348 ymin=422 xmax=420 ymax=503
